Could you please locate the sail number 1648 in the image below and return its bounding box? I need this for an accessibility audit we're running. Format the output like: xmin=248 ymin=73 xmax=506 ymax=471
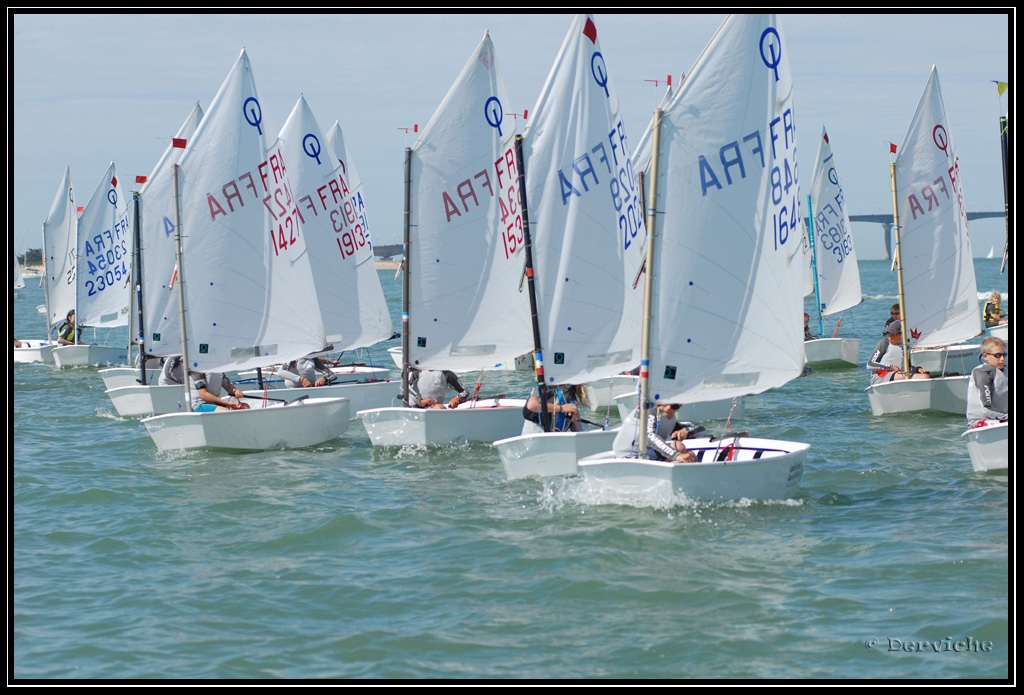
xmin=772 ymin=155 xmax=799 ymax=251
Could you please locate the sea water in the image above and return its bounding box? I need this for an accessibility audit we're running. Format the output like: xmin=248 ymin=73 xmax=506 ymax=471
xmin=12 ymin=259 xmax=1009 ymax=679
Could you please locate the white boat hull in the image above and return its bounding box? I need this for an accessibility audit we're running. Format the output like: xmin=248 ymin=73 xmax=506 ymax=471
xmin=614 ymin=392 xmax=744 ymax=422
xmin=578 ymin=436 xmax=808 ymax=500
xmin=961 ymin=421 xmax=1008 ymax=472
xmin=141 ymin=396 xmax=351 ymax=452
xmin=584 ymin=374 xmax=639 ymax=408
xmin=866 ymin=375 xmax=969 ymax=416
xmin=359 ymin=398 xmax=527 ymax=447
xmin=234 ymin=364 xmax=393 ymax=386
xmin=99 ymin=366 xmax=161 ymax=389
xmin=13 ymin=339 xmax=55 ymax=364
xmin=105 ymin=384 xmax=187 ymax=417
xmin=494 ymin=428 xmax=619 ymax=480
xmin=386 ymin=346 xmax=532 ymax=373
xmin=327 ymin=365 xmax=394 ymax=382
xmin=804 ymin=338 xmax=860 ymax=368
xmin=986 ymin=324 xmax=1008 ymax=342
xmin=242 ymin=380 xmax=402 ymax=416
xmin=910 ymin=343 xmax=982 ymax=374
xmin=51 ymin=344 xmax=128 ymax=368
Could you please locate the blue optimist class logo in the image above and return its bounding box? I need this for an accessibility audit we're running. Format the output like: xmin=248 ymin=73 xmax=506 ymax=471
xmin=484 ymin=96 xmax=504 ymax=137
xmin=243 ymin=96 xmax=263 ymax=135
xmin=591 ymin=52 xmax=610 ymax=98
xmin=303 ymin=133 xmax=322 ymax=165
xmin=760 ymin=27 xmax=782 ymax=82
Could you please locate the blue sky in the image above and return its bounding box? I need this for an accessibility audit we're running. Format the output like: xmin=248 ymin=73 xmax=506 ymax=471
xmin=11 ymin=12 xmax=1010 ymax=260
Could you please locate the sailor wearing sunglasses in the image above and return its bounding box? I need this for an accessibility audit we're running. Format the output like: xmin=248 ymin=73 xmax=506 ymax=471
xmin=966 ymin=337 xmax=1009 ymax=428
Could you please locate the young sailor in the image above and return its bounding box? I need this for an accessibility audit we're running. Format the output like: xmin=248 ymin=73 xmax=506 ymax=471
xmin=520 ymin=384 xmax=585 ymax=435
xmin=408 ymin=368 xmax=470 ymax=409
xmin=612 ymin=402 xmax=701 ymax=463
xmin=966 ymin=337 xmax=1008 ymax=428
xmin=189 ymin=372 xmax=250 ymax=412
xmin=982 ymin=291 xmax=1008 ymax=327
xmin=867 ymin=322 xmax=930 ymax=384
xmin=278 ymin=357 xmax=335 ymax=388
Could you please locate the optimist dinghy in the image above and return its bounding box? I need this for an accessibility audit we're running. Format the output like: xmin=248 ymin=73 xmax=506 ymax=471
xmin=803 ymin=127 xmax=862 ymax=369
xmin=358 ymin=32 xmax=535 ymax=447
xmin=490 ymin=15 xmax=644 ymax=480
xmin=866 ymin=67 xmax=983 ymax=417
xmin=577 ymin=14 xmax=810 ymax=500
xmin=138 ymin=50 xmax=350 ymax=451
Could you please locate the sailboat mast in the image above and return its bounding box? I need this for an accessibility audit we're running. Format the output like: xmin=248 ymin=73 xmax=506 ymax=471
xmin=41 ymin=220 xmax=53 ymax=338
xmin=999 ymin=114 xmax=1009 ymax=274
xmin=171 ymin=164 xmax=191 ymax=410
xmin=514 ymin=135 xmax=551 ymax=431
xmin=889 ymin=160 xmax=911 ymax=375
xmin=806 ymin=195 xmax=823 ymax=338
xmin=132 ymin=190 xmax=146 ymax=380
xmin=637 ymin=108 xmax=663 ymax=457
xmin=401 ymin=147 xmax=412 ymax=407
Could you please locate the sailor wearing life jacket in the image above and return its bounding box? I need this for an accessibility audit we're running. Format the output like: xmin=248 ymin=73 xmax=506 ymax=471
xmin=867 ymin=321 xmax=930 ymax=384
xmin=408 ymin=368 xmax=470 ymax=409
xmin=521 ymin=384 xmax=585 ymax=435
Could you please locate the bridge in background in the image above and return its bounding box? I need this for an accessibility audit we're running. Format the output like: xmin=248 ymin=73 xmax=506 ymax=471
xmin=373 ymin=212 xmax=1006 ymax=261
xmin=848 ymin=211 xmax=1005 ymax=259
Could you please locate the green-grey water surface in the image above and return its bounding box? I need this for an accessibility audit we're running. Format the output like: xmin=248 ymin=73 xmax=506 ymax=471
xmin=13 ymin=260 xmax=1009 ymax=679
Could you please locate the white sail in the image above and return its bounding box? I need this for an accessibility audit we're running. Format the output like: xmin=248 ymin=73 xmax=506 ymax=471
xmin=809 ymin=126 xmax=862 ymax=317
xmin=13 ymin=251 xmax=24 ymax=290
xmin=894 ymin=66 xmax=981 ymax=348
xmin=800 ymin=216 xmax=814 ymax=298
xmin=522 ymin=13 xmax=644 ymax=384
xmin=43 ymin=166 xmax=77 ymax=332
xmin=406 ymin=31 xmax=532 ymax=370
xmin=76 ymin=162 xmax=130 ymax=328
xmin=175 ymin=49 xmax=325 ymax=373
xmin=648 ymin=14 xmax=804 ymax=404
xmin=324 ymin=119 xmax=395 ymax=349
xmin=139 ymin=102 xmax=205 ymax=358
xmin=281 ymin=104 xmax=394 ymax=349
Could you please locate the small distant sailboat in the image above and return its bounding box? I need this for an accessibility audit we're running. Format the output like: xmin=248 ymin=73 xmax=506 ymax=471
xmin=358 ymin=32 xmax=533 ymax=447
xmin=803 ymin=127 xmax=862 ymax=368
xmin=13 ymin=251 xmax=24 ymax=292
xmin=986 ymin=246 xmax=995 ymax=259
xmin=48 ymin=163 xmax=130 ymax=369
xmin=14 ymin=169 xmax=75 ymax=365
xmin=866 ymin=66 xmax=982 ymax=417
